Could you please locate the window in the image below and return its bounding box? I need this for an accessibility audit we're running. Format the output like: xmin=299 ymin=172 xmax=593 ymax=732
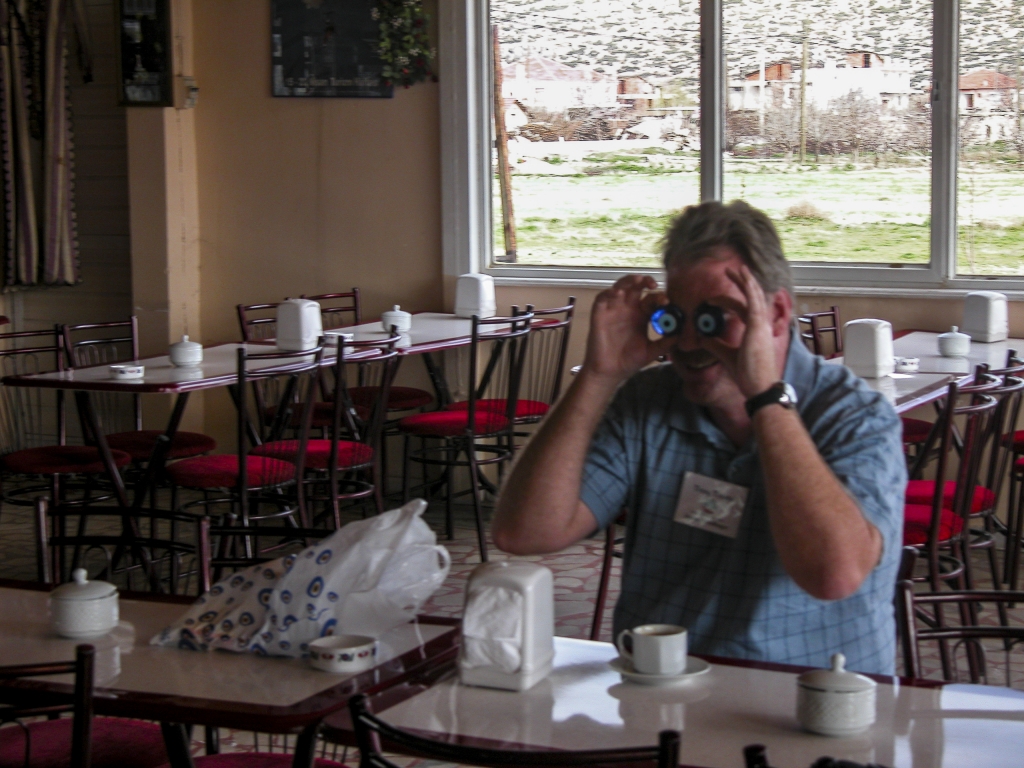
xmin=440 ymin=0 xmax=1024 ymax=289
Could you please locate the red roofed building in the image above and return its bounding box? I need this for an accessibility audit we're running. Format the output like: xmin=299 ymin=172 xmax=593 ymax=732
xmin=959 ymin=69 xmax=1018 ymax=112
xmin=501 ymin=56 xmax=618 ymax=113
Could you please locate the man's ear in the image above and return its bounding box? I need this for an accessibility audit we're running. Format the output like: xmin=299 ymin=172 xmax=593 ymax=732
xmin=770 ymin=289 xmax=793 ymax=337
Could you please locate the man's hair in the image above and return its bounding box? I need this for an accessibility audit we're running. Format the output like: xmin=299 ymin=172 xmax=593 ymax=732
xmin=661 ymin=200 xmax=794 ymax=298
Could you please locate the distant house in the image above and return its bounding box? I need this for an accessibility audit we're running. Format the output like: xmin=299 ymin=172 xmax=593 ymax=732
xmin=959 ymin=70 xmax=1018 ymax=112
xmin=728 ymin=51 xmax=913 ymax=112
xmin=617 ymin=75 xmax=659 ymax=115
xmin=502 ymin=56 xmax=618 ymax=114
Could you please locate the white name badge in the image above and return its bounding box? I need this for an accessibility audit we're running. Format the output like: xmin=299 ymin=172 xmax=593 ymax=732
xmin=673 ymin=472 xmax=748 ymax=539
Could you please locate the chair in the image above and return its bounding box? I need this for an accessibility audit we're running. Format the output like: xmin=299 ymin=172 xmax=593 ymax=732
xmin=590 ymin=508 xmax=626 ymax=641
xmin=62 ymin=319 xmax=216 ymax=466
xmin=237 ymin=302 xmax=281 ymax=342
xmin=166 ymin=344 xmax=325 ymax=529
xmin=398 ymin=311 xmax=533 ymax=561
xmin=252 ymin=335 xmax=401 ymax=526
xmin=897 ymin=578 xmax=1024 ymax=685
xmin=797 ymin=305 xmax=842 ymax=358
xmin=300 ymin=290 xmax=361 ymax=330
xmin=348 ymin=692 xmax=680 ymax=768
xmin=0 ymin=328 xmax=131 ymax=515
xmin=902 ymin=379 xmax=999 ymax=591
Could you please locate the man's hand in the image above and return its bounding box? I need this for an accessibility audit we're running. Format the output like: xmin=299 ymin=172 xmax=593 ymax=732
xmin=583 ymin=275 xmax=675 ymax=385
xmin=705 ymin=265 xmax=781 ymax=398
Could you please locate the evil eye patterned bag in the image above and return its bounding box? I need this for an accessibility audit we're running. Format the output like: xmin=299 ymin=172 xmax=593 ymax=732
xmin=151 ymin=499 xmax=450 ymax=657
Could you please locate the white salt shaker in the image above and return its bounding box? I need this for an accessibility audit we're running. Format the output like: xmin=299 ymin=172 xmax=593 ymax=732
xmin=796 ymin=652 xmax=877 ymax=736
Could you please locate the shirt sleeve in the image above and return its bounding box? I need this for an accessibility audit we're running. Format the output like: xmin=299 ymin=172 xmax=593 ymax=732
xmin=580 ymin=380 xmax=639 ymax=531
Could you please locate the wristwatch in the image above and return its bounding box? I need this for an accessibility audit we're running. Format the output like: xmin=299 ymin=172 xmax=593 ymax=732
xmin=745 ymin=381 xmax=798 ymax=418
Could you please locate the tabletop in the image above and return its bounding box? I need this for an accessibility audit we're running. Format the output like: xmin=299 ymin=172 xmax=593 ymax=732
xmin=344 ymin=312 xmax=511 ymax=355
xmin=892 ymin=332 xmax=1024 ymax=375
xmin=366 ymin=637 xmax=1024 ymax=768
xmin=0 ymin=582 xmax=459 ymax=732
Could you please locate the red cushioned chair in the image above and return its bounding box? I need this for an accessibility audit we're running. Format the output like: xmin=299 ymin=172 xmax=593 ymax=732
xmin=903 ymin=378 xmax=999 ymax=590
xmin=0 ymin=328 xmax=131 ymax=520
xmin=252 ymin=333 xmax=401 ymax=528
xmin=0 ymin=644 xmax=169 ymax=768
xmin=62 ymin=319 xmax=216 ymax=468
xmin=167 ymin=344 xmax=325 ymax=528
xmin=444 ymin=299 xmax=575 ymax=448
xmin=399 ymin=310 xmax=533 ymax=562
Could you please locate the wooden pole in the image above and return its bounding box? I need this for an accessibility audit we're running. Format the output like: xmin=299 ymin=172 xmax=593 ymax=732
xmin=799 ymin=20 xmax=808 ymax=164
xmin=492 ymin=25 xmax=517 ymax=262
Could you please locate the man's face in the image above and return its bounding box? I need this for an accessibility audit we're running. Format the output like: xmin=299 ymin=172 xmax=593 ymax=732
xmin=664 ymin=248 xmax=784 ymax=407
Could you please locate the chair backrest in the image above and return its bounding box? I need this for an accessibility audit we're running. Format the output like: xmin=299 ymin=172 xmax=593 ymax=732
xmin=973 ymin=362 xmax=1024 ymax=515
xmin=237 ymin=302 xmax=281 ymax=342
xmin=62 ymin=318 xmax=142 ymax=435
xmin=797 ymin=305 xmax=842 ymax=357
xmin=0 ymin=644 xmax=94 ymax=768
xmin=198 ymin=520 xmax=331 ymax=593
xmin=0 ymin=327 xmax=65 ymax=455
xmin=466 ymin=311 xmax=534 ymax=429
xmin=348 ymin=693 xmax=680 ymax=768
xmin=35 ymin=497 xmax=205 ymax=594
xmin=518 ymin=298 xmax=575 ymax=409
xmin=300 ymin=290 xmax=361 ymax=330
xmin=897 ymin=577 xmax=1024 ymax=686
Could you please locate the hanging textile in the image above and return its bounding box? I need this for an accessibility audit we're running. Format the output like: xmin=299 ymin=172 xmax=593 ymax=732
xmin=0 ymin=0 xmax=91 ymax=288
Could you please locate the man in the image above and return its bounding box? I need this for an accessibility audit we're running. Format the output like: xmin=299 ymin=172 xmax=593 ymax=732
xmin=492 ymin=200 xmax=905 ymax=674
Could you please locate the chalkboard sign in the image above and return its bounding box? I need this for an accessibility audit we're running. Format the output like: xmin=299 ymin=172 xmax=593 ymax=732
xmin=116 ymin=0 xmax=173 ymax=106
xmin=271 ymin=0 xmax=393 ymax=98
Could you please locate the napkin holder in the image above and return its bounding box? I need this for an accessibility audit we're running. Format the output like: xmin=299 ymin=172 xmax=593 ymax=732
xmin=277 ymin=299 xmax=323 ymax=352
xmin=454 ymin=274 xmax=497 ymax=319
xmin=843 ymin=319 xmax=894 ymax=378
xmin=459 ymin=561 xmax=554 ymax=692
xmin=962 ymin=291 xmax=1008 ymax=343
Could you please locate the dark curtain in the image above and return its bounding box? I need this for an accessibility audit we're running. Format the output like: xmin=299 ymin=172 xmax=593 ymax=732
xmin=0 ymin=0 xmax=92 ymax=288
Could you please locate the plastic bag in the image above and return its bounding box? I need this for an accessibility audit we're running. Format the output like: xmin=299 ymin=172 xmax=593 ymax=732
xmin=150 ymin=499 xmax=450 ymax=657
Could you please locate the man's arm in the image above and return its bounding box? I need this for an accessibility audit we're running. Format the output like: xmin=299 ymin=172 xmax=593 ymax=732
xmin=492 ymin=275 xmax=673 ymax=555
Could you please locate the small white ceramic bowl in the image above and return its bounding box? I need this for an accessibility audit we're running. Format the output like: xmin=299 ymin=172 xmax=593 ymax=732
xmin=894 ymin=356 xmax=920 ymax=373
xmin=308 ymin=635 xmax=377 ymax=674
xmin=109 ymin=364 xmax=144 ymax=380
xmin=796 ymin=653 xmax=876 ymax=737
xmin=50 ymin=568 xmax=119 ymax=639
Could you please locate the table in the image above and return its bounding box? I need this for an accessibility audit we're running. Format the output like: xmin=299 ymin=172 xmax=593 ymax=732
xmin=0 ymin=581 xmax=460 ymax=768
xmin=342 ymin=636 xmax=1024 ymax=768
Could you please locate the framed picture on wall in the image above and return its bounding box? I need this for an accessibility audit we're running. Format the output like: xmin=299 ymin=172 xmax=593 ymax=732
xmin=116 ymin=0 xmax=173 ymax=106
xmin=271 ymin=0 xmax=393 ymax=98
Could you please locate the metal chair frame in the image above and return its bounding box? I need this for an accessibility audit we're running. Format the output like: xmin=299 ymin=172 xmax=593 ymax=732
xmin=797 ymin=305 xmax=842 ymax=358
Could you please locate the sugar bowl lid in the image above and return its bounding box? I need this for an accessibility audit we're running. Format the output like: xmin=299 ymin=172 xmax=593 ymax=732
xmin=51 ymin=568 xmax=117 ymax=602
xmin=938 ymin=326 xmax=970 ymax=341
xmin=797 ymin=653 xmax=876 ymax=693
xmin=169 ymin=334 xmax=202 ymax=352
xmin=382 ymin=305 xmax=411 ymax=318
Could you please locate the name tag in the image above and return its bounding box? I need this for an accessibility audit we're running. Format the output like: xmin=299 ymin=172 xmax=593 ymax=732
xmin=673 ymin=472 xmax=748 ymax=539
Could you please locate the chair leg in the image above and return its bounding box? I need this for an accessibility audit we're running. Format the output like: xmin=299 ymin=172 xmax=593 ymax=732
xmin=402 ymin=435 xmax=411 ymax=503
xmin=466 ymin=441 xmax=488 ymax=563
xmin=590 ymin=521 xmax=616 ymax=641
xmin=444 ymin=442 xmax=454 ymax=541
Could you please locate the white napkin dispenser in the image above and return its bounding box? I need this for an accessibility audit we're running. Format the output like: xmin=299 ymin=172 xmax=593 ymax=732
xmin=843 ymin=319 xmax=894 ymax=379
xmin=276 ymin=299 xmax=323 ymax=352
xmin=454 ymin=274 xmax=497 ymax=319
xmin=459 ymin=561 xmax=554 ymax=691
xmin=962 ymin=291 xmax=1008 ymax=343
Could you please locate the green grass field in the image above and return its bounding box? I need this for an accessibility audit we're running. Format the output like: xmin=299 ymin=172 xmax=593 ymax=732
xmin=493 ymin=156 xmax=1024 ymax=274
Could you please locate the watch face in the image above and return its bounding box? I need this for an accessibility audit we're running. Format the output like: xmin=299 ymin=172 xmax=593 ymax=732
xmin=781 ymin=382 xmax=797 ymax=406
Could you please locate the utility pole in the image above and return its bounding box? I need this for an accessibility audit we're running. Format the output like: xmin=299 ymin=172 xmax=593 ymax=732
xmin=1017 ymin=40 xmax=1023 ymax=163
xmin=758 ymin=47 xmax=766 ymax=135
xmin=799 ymin=20 xmax=809 ymax=164
xmin=492 ymin=25 xmax=517 ymax=262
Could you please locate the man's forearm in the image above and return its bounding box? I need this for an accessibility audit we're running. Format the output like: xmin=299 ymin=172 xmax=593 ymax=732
xmin=492 ymin=370 xmax=620 ymax=554
xmin=752 ymin=405 xmax=882 ymax=600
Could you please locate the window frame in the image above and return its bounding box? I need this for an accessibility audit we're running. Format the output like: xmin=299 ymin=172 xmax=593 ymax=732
xmin=441 ymin=0 xmax=1024 ymax=292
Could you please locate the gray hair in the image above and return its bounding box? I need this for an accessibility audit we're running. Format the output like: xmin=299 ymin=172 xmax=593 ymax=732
xmin=661 ymin=200 xmax=794 ymax=298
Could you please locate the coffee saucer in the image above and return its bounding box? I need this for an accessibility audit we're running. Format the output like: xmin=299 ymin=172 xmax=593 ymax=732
xmin=609 ymin=656 xmax=711 ymax=687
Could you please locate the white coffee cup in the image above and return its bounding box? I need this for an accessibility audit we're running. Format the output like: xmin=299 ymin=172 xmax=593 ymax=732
xmin=616 ymin=623 xmax=687 ymax=675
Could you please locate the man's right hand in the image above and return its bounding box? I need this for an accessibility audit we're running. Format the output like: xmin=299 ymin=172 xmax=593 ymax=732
xmin=582 ymin=275 xmax=675 ymax=384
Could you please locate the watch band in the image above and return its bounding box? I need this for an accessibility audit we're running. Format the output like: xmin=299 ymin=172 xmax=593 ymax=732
xmin=745 ymin=381 xmax=797 ymax=418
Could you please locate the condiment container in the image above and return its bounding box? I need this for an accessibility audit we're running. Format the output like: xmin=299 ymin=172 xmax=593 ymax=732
xmin=108 ymin=364 xmax=144 ymax=380
xmin=843 ymin=319 xmax=894 ymax=378
xmin=962 ymin=291 xmax=1008 ymax=343
xmin=277 ymin=299 xmax=323 ymax=352
xmin=308 ymin=635 xmax=378 ymax=674
xmin=454 ymin=274 xmax=497 ymax=319
xmin=380 ymin=305 xmax=412 ymax=334
xmin=50 ymin=568 xmax=119 ymax=639
xmin=168 ymin=335 xmax=203 ymax=367
xmin=937 ymin=326 xmax=971 ymax=357
xmin=796 ymin=652 xmax=876 ymax=737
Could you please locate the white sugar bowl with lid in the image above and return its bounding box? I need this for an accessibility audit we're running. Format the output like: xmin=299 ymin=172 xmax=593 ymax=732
xmin=49 ymin=568 xmax=119 ymax=639
xmin=796 ymin=653 xmax=876 ymax=737
xmin=380 ymin=305 xmax=412 ymax=334
xmin=937 ymin=326 xmax=971 ymax=358
xmin=169 ymin=335 xmax=203 ymax=367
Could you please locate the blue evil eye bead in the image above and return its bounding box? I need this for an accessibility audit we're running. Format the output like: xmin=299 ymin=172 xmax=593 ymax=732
xmin=225 ymin=597 xmax=235 ymax=605
xmin=316 ymin=549 xmax=332 ymax=565
xmin=279 ymin=641 xmax=291 ymax=650
xmin=269 ymin=614 xmax=277 ymax=625
xmin=650 ymin=305 xmax=685 ymax=337
xmin=304 ymin=549 xmax=316 ymax=559
xmin=307 ymin=577 xmax=324 ymax=597
xmin=198 ymin=610 xmax=218 ymax=623
xmin=239 ymin=612 xmax=255 ymax=626
xmin=258 ymin=588 xmax=273 ymax=606
xmin=281 ymin=615 xmax=297 ymax=630
xmin=283 ymin=555 xmax=297 ymax=571
xmin=230 ymin=575 xmax=245 ymax=588
xmin=280 ymin=590 xmax=292 ymax=604
xmin=320 ymin=618 xmax=337 ymax=637
xmin=327 ymin=592 xmax=339 ymax=602
xmin=263 ymin=568 xmax=276 ymax=580
xmin=184 ymin=618 xmax=195 ymax=626
xmin=210 ymin=585 xmax=224 ymax=596
xmin=694 ymin=302 xmax=726 ymax=337
xmin=221 ymin=619 xmax=234 ymax=631
xmin=241 ymin=581 xmax=254 ymax=591
xmin=252 ymin=644 xmax=267 ymax=656
xmin=261 ymin=631 xmax=273 ymax=642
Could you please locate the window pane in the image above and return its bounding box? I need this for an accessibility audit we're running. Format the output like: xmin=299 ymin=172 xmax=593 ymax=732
xmin=489 ymin=0 xmax=700 ymax=268
xmin=956 ymin=0 xmax=1023 ymax=275
xmin=723 ymin=0 xmax=932 ymax=264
